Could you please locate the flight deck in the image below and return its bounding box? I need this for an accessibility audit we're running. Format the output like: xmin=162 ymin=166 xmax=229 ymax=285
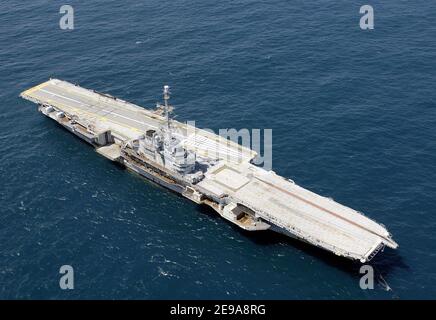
xmin=21 ymin=79 xmax=398 ymax=262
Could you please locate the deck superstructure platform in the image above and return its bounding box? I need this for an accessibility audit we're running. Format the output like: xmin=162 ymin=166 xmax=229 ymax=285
xmin=21 ymin=79 xmax=398 ymax=262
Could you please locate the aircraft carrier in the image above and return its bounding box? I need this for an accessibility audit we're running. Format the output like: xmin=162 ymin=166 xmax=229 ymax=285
xmin=20 ymin=79 xmax=398 ymax=262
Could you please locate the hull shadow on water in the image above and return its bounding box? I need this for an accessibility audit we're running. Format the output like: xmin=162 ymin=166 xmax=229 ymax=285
xmin=45 ymin=116 xmax=409 ymax=293
xmin=196 ymin=202 xmax=408 ymax=282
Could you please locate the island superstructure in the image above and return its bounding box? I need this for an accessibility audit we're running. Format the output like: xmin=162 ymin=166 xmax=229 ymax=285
xmin=20 ymin=79 xmax=398 ymax=262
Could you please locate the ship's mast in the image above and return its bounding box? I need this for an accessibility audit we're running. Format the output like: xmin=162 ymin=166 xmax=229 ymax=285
xmin=163 ymin=85 xmax=171 ymax=130
xmin=162 ymin=85 xmax=173 ymax=148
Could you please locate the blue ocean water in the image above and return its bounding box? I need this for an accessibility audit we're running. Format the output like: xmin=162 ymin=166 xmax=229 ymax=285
xmin=1 ymin=0 xmax=436 ymax=299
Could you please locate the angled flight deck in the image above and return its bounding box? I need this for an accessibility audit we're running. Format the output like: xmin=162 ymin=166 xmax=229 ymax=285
xmin=21 ymin=79 xmax=398 ymax=262
xmin=22 ymin=79 xmax=255 ymax=162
